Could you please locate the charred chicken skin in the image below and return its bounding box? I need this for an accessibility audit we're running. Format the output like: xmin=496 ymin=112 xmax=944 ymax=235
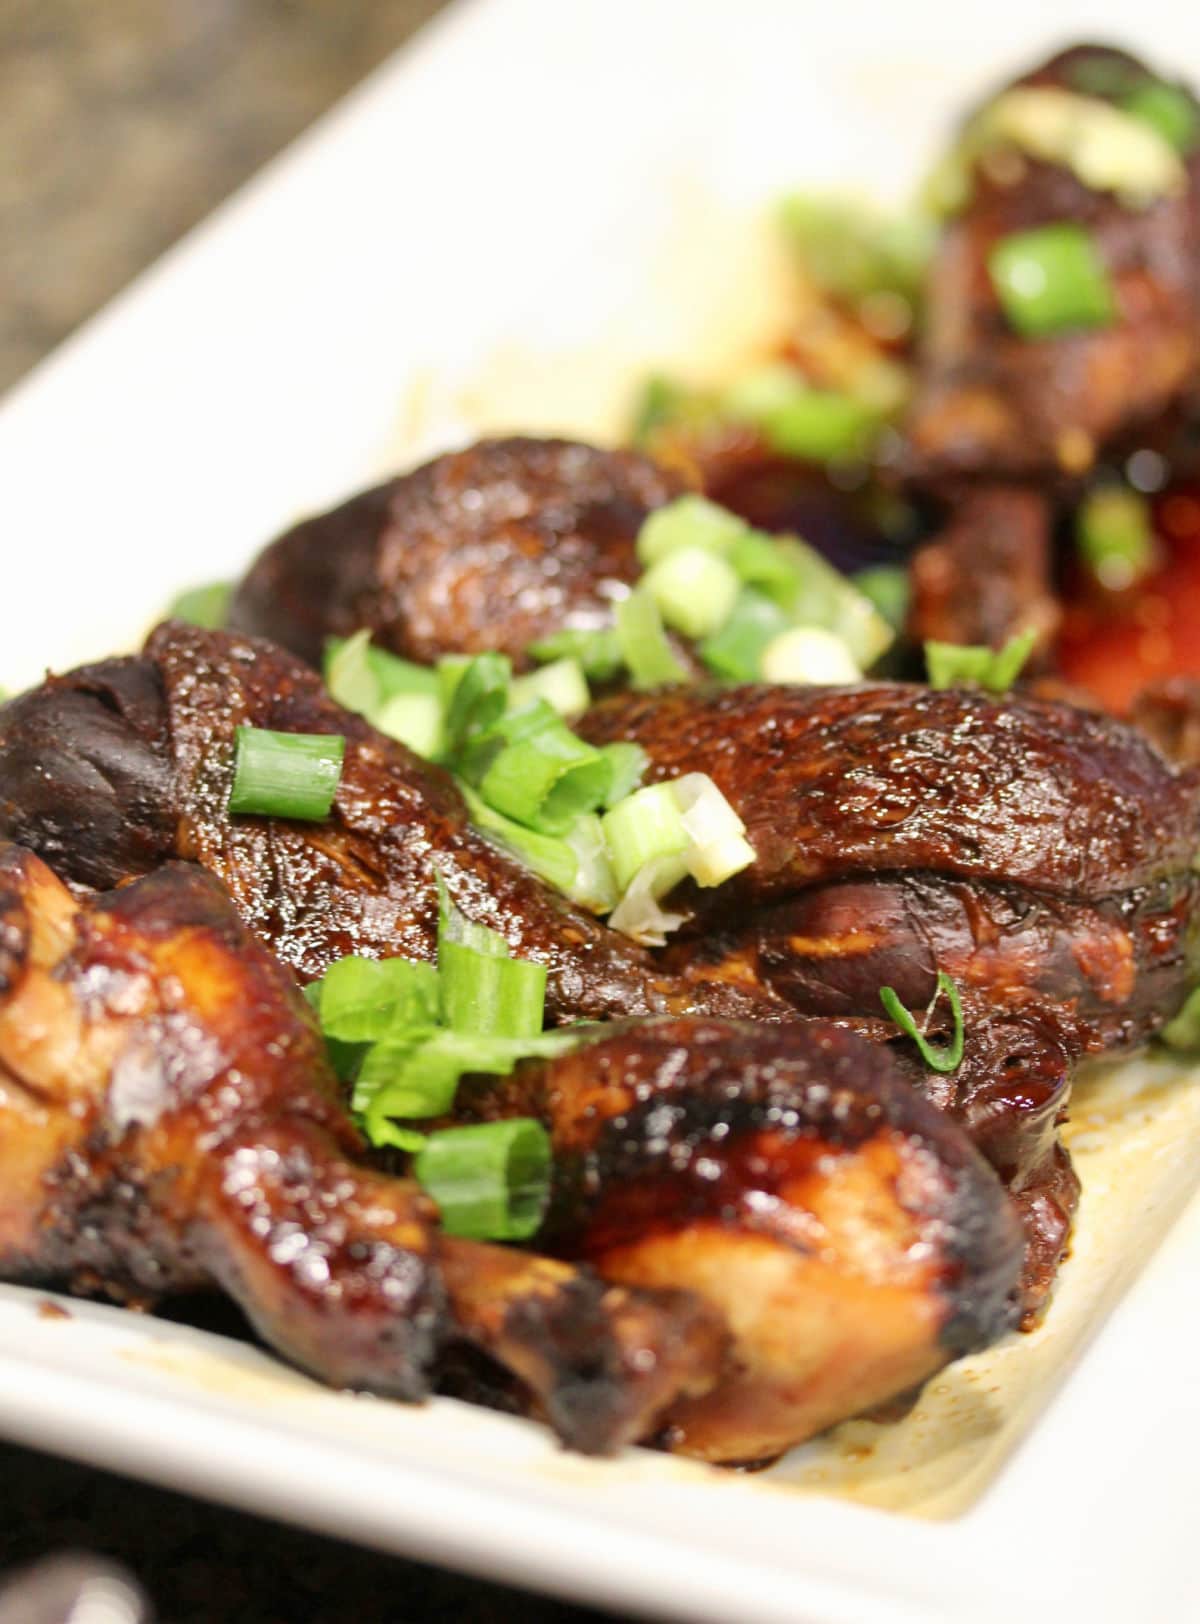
xmin=0 ymin=841 xmax=1021 ymax=1461
xmin=229 ymin=438 xmax=687 ymax=671
xmin=447 ymin=1019 xmax=1022 ymax=1465
xmin=0 ymin=841 xmax=728 ymax=1451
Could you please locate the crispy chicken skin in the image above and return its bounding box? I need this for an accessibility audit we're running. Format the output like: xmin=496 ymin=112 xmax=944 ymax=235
xmin=905 ymin=45 xmax=1200 ymax=484
xmin=0 ymin=623 xmax=781 ymax=1023
xmin=446 ymin=1020 xmax=1022 ymax=1465
xmin=228 ymin=438 xmax=686 ymax=671
xmin=0 ymin=842 xmax=727 ymax=1453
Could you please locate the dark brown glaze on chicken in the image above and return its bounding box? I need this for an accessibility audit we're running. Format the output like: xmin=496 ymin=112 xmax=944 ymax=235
xmin=0 ymin=842 xmax=727 ymax=1453
xmin=580 ymin=681 xmax=1200 ymax=1314
xmin=229 ymin=438 xmax=687 ymax=670
xmin=579 ymin=683 xmax=1200 ymax=907
xmin=905 ymin=45 xmax=1200 ymax=485
xmin=906 ymin=486 xmax=1059 ymax=654
xmin=0 ymin=623 xmax=782 ymax=1024
xmin=444 ymin=1020 xmax=1022 ymax=1465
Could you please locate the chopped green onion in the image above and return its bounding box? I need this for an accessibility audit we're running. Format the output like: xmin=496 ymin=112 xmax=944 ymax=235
xmin=636 ymin=494 xmax=748 ymax=567
xmin=726 ymin=532 xmax=805 ymax=605
xmin=439 ymin=939 xmax=546 ymax=1039
xmin=778 ymin=195 xmax=932 ymax=303
xmin=601 ymin=782 xmax=690 ymax=893
xmin=413 ymin=1119 xmax=552 ymax=1241
xmin=527 ymin=627 xmax=624 ymax=683
xmin=458 ymin=784 xmax=580 ymax=893
xmin=1122 ymin=80 xmax=1199 ymax=154
xmin=760 ymin=626 xmax=862 ymax=686
xmin=376 ymin=692 xmax=444 ymax=758
xmin=879 ymin=972 xmax=964 ymax=1074
xmin=357 ymin=1029 xmax=581 ymax=1148
xmin=562 ymin=813 xmax=619 ymax=912
xmin=852 ymin=565 xmax=911 ymax=634
xmin=462 ymin=701 xmax=613 ymax=835
xmin=228 ymin=727 xmax=345 ymax=820
xmin=1066 ymin=56 xmax=1138 ymax=100
xmin=436 ymin=876 xmax=510 ymax=959
xmin=642 ymin=545 xmax=742 ymax=641
xmin=988 ymin=224 xmax=1115 ymax=339
xmin=1076 ymin=486 xmax=1157 ymax=591
xmin=607 ymin=854 xmax=690 ymax=946
xmin=726 ymin=369 xmax=881 ymax=463
xmin=671 ymin=773 xmax=756 ymax=888
xmin=776 ymin=538 xmax=894 ymax=668
xmin=598 ymin=741 xmax=648 ymax=808
xmin=1161 ymin=987 xmax=1200 ymax=1052
xmin=925 ymin=628 xmax=1036 ymax=693
xmin=439 ymin=653 xmax=512 ymax=755
xmin=169 ymin=581 xmax=231 ymax=629
xmin=700 ymin=588 xmax=790 ymax=681
xmin=509 ymin=658 xmax=590 ymax=721
xmin=630 ymin=374 xmax=721 ymax=449
xmin=614 ymin=590 xmax=689 ymax=689
xmin=314 ymin=955 xmax=440 ymax=1042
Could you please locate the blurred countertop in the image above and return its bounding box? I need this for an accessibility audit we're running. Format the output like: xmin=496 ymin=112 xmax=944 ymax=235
xmin=0 ymin=0 xmax=446 ymax=391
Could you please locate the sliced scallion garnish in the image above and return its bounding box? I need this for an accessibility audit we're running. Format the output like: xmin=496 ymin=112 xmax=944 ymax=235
xmin=527 ymin=627 xmax=624 ymax=683
xmin=169 ymin=580 xmax=232 ymax=629
xmin=1076 ymin=487 xmax=1156 ymax=591
xmin=508 ymin=657 xmax=590 ymax=721
xmin=228 ymin=726 xmax=345 ymax=820
xmin=879 ymin=972 xmax=965 ymax=1075
xmin=601 ymin=782 xmax=690 ymax=894
xmin=988 ymin=223 xmax=1115 ymax=339
xmin=440 ymin=652 xmax=512 ymax=756
xmin=413 ymin=1118 xmax=553 ymax=1241
xmin=925 ymin=628 xmax=1036 ymax=693
xmin=614 ymin=590 xmax=689 ymax=690
xmin=699 ymin=588 xmax=790 ymax=682
xmin=461 ymin=701 xmax=614 ymax=836
xmin=760 ymin=625 xmax=862 ymax=686
xmin=642 ymin=545 xmax=742 ymax=641
xmin=636 ymin=493 xmax=747 ymax=567
xmin=313 ymin=955 xmax=439 ymax=1043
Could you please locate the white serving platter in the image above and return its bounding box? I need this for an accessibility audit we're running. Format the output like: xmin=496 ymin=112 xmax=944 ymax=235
xmin=3 ymin=1 xmax=1200 ymax=1618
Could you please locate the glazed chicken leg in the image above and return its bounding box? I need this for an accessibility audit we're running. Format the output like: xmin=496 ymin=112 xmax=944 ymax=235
xmin=0 ymin=841 xmax=725 ymax=1451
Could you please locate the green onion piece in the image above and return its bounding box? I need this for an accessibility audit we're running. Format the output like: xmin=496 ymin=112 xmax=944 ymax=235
xmin=1076 ymin=486 xmax=1157 ymax=590
xmin=988 ymin=223 xmax=1115 ymax=339
xmin=760 ymin=626 xmax=862 ymax=686
xmin=315 ymin=955 xmax=440 ymax=1042
xmin=462 ymin=701 xmax=613 ymax=835
xmin=671 ymin=773 xmax=756 ymax=888
xmin=852 ymin=565 xmax=911 ymax=634
xmin=1161 ymin=987 xmax=1200 ymax=1052
xmin=925 ymin=628 xmax=1037 ymax=693
xmin=376 ymin=692 xmax=444 ymax=758
xmin=598 ymin=742 xmax=648 ymax=808
xmin=1066 ymin=56 xmax=1137 ymax=100
xmin=700 ymin=588 xmax=790 ymax=681
xmin=725 ymin=366 xmax=882 ymax=463
xmin=607 ymin=854 xmax=690 ymax=945
xmin=601 ymin=782 xmax=689 ymax=893
xmin=228 ymin=727 xmax=345 ymax=820
xmin=357 ymin=1029 xmax=581 ymax=1146
xmin=778 ymin=195 xmax=931 ymax=303
xmin=642 ymin=545 xmax=742 ymax=641
xmin=413 ymin=1118 xmax=552 ymax=1241
xmin=775 ymin=538 xmax=894 ymax=668
xmin=439 ymin=653 xmax=512 ymax=755
xmin=439 ymin=938 xmax=546 ymax=1038
xmin=726 ymin=532 xmax=804 ymax=605
xmin=1123 ymin=80 xmax=1199 ymax=153
xmin=630 ymin=374 xmax=721 ymax=449
xmin=879 ymin=972 xmax=965 ymax=1074
xmin=527 ymin=627 xmax=624 ymax=683
xmin=562 ymin=813 xmax=619 ymax=912
xmin=168 ymin=581 xmax=231 ymax=629
xmin=614 ymin=590 xmax=689 ymax=689
xmin=326 ymin=631 xmax=439 ymax=707
xmin=458 ymin=783 xmax=580 ymax=893
xmin=508 ymin=658 xmax=590 ymax=721
xmin=436 ymin=875 xmax=510 ymax=959
xmin=636 ymin=495 xmax=748 ymax=567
